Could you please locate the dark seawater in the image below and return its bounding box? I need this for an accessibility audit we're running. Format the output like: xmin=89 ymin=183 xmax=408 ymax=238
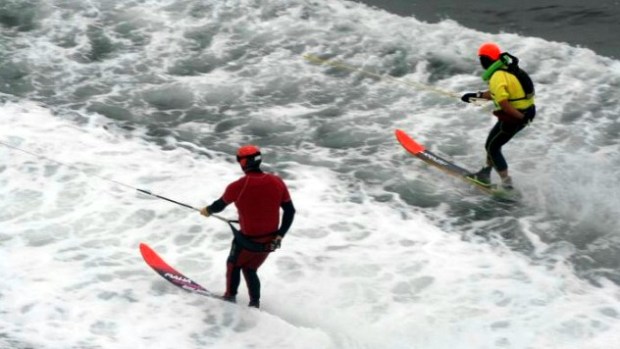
xmin=354 ymin=0 xmax=620 ymax=59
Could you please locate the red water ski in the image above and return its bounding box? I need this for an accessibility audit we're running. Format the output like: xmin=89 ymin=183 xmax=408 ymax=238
xmin=140 ymin=243 xmax=215 ymax=298
xmin=395 ymin=129 xmax=499 ymax=195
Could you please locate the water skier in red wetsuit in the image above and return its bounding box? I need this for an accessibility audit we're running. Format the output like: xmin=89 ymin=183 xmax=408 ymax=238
xmin=200 ymin=145 xmax=295 ymax=308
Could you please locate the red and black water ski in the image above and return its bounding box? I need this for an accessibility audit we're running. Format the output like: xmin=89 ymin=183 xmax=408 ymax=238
xmin=140 ymin=243 xmax=218 ymax=299
xmin=395 ymin=129 xmax=517 ymax=199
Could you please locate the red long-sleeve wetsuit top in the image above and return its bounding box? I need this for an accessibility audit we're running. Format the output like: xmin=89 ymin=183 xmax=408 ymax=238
xmin=212 ymin=171 xmax=294 ymax=242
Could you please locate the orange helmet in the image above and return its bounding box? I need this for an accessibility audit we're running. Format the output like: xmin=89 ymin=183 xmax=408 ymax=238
xmin=478 ymin=42 xmax=501 ymax=61
xmin=236 ymin=145 xmax=262 ymax=171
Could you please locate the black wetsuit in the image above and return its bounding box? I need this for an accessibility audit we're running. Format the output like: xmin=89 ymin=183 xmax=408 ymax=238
xmin=486 ymin=105 xmax=536 ymax=172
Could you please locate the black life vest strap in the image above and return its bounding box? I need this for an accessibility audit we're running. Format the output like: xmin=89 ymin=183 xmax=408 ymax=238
xmin=498 ymin=52 xmax=535 ymax=101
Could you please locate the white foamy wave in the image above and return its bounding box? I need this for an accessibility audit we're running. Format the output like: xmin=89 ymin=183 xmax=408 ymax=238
xmin=2 ymin=0 xmax=620 ymax=347
xmin=2 ymin=100 xmax=620 ymax=348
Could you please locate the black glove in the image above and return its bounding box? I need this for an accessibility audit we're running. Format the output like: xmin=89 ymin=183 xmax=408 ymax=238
xmin=268 ymin=236 xmax=282 ymax=251
xmin=461 ymin=91 xmax=482 ymax=103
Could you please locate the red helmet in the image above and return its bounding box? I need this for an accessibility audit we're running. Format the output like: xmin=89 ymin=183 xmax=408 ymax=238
xmin=236 ymin=145 xmax=262 ymax=171
xmin=478 ymin=42 xmax=501 ymax=61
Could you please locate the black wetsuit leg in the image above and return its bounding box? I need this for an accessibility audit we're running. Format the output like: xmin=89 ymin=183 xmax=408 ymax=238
xmin=242 ymin=268 xmax=260 ymax=304
xmin=484 ymin=121 xmax=525 ymax=172
xmin=225 ymin=242 xmax=242 ymax=297
xmin=485 ymin=105 xmax=535 ymax=171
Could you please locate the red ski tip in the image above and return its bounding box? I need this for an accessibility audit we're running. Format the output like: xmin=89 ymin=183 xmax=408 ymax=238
xmin=139 ymin=243 xmax=151 ymax=257
xmin=395 ymin=129 xmax=426 ymax=154
xmin=140 ymin=243 xmax=170 ymax=271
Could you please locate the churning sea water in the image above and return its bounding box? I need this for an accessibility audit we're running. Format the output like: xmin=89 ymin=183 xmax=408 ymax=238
xmin=355 ymin=0 xmax=620 ymax=59
xmin=1 ymin=1 xmax=619 ymax=348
